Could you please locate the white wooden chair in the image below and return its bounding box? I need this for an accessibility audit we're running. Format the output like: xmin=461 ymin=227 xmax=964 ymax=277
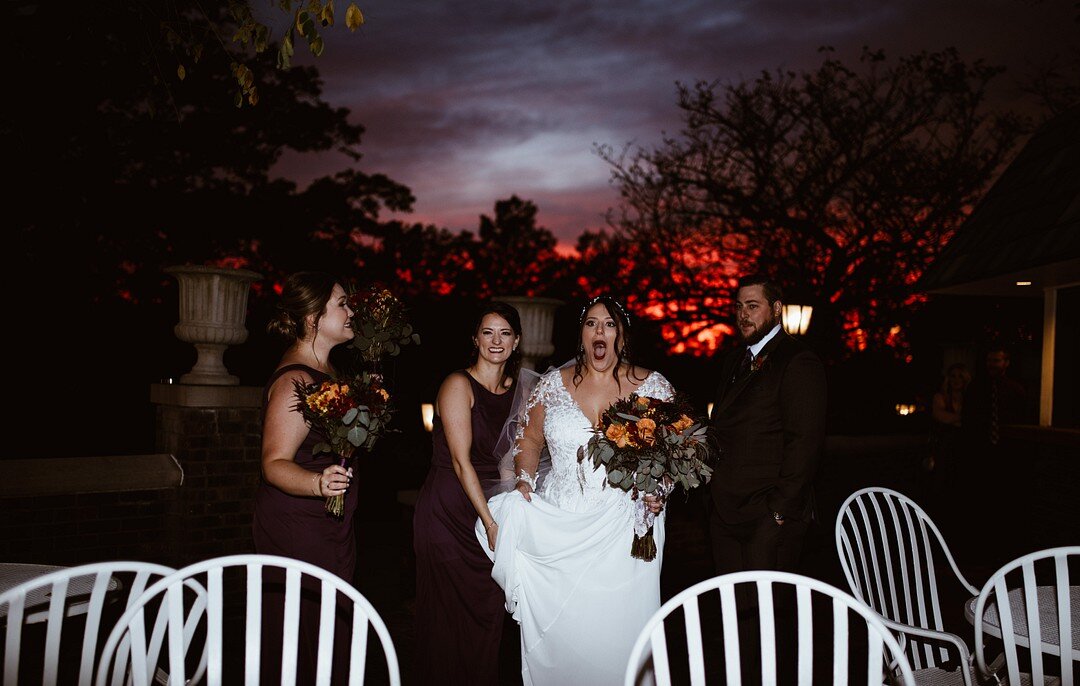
xmin=95 ymin=554 xmax=400 ymax=686
xmin=624 ymin=570 xmax=916 ymax=686
xmin=836 ymin=487 xmax=980 ymax=685
xmin=0 ymin=561 xmax=179 ymax=686
xmin=972 ymin=546 xmax=1079 ymax=686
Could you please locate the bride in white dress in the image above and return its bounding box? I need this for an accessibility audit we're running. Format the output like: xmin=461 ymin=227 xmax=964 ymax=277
xmin=476 ymin=297 xmax=674 ymax=686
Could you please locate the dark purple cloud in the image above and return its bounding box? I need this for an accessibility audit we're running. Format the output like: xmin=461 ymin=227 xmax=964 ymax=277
xmin=270 ymin=0 xmax=1078 ymax=242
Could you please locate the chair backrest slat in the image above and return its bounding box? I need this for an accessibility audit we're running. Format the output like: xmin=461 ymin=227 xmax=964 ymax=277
xmin=3 ymin=593 xmax=26 ymax=686
xmin=649 ymin=623 xmax=671 ymax=686
xmin=244 ymin=563 xmax=262 ymax=686
xmin=281 ymin=568 xmax=302 ymax=686
xmin=832 ymin=596 xmax=849 ymax=686
xmin=42 ymin=577 xmax=69 ymax=686
xmin=166 ymin=584 xmax=187 ymax=685
xmin=1055 ymin=557 xmax=1074 ymax=686
xmin=795 ymin=585 xmax=813 ymax=686
xmin=1022 ymin=562 xmax=1046 ymax=683
xmin=719 ymin=584 xmax=741 ymax=685
xmin=350 ymin=608 xmax=369 ymax=686
xmin=758 ymin=580 xmax=777 ymax=686
xmin=207 ymin=568 xmax=224 ymax=686
xmin=315 ymin=578 xmax=336 ymax=686
xmin=682 ymin=596 xmax=706 ymax=686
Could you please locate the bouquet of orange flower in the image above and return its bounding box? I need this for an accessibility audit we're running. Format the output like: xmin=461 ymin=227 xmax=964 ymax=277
xmin=577 ymin=394 xmax=713 ymax=560
xmin=294 ymin=372 xmax=393 ymax=517
xmin=347 ymin=286 xmax=420 ymax=363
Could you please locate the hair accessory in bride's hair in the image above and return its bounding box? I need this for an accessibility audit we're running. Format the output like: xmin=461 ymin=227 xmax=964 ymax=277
xmin=579 ymin=295 xmax=631 ymax=328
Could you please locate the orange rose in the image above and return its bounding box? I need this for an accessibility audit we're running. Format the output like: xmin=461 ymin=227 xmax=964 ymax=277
xmin=636 ymin=417 xmax=657 ymax=446
xmin=672 ymin=414 xmax=693 ymax=432
xmin=606 ymin=422 xmax=631 ymax=448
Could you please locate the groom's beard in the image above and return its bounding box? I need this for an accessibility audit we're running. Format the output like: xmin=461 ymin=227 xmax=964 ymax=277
xmin=738 ymin=313 xmax=780 ymax=346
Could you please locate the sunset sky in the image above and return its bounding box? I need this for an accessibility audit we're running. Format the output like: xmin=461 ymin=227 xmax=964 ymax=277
xmin=270 ymin=0 xmax=1078 ymax=244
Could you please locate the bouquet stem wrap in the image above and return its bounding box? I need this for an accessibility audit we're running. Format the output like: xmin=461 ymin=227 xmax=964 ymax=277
xmin=632 ymin=527 xmax=658 ymax=561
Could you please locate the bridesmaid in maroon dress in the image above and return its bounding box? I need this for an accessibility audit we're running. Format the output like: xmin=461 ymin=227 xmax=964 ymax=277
xmin=252 ymin=272 xmax=359 ymax=684
xmin=413 ymin=302 xmax=522 ymax=685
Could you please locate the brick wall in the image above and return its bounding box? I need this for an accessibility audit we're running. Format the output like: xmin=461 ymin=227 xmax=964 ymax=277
xmin=155 ymin=403 xmax=263 ymax=564
xmin=0 ymin=385 xmax=263 ymax=569
xmin=0 ymin=489 xmax=180 ymax=566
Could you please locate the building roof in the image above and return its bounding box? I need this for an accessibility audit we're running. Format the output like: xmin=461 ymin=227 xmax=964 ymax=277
xmin=919 ymin=105 xmax=1080 ymax=296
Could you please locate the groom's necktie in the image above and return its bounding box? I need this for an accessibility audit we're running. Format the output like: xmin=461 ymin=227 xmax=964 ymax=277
xmin=732 ymin=348 xmax=753 ymax=384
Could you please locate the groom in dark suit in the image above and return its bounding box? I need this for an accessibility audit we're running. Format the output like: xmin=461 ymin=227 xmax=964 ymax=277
xmin=707 ymin=274 xmax=827 ymax=576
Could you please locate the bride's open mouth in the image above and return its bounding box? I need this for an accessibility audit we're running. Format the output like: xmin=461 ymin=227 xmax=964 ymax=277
xmin=487 ymin=347 xmax=505 ymax=355
xmin=591 ymin=341 xmax=607 ymax=361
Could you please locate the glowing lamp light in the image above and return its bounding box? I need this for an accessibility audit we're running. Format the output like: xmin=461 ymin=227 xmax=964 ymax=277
xmin=421 ymin=403 xmax=434 ymax=432
xmin=707 ymin=402 xmax=714 ymax=418
xmin=781 ymin=304 xmax=813 ymax=336
xmin=1015 ymin=280 xmax=1032 ymax=286
xmin=894 ymin=403 xmax=917 ymax=416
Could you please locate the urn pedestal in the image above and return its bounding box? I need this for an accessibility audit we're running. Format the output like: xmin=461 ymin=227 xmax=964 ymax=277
xmin=166 ymin=265 xmax=261 ymax=386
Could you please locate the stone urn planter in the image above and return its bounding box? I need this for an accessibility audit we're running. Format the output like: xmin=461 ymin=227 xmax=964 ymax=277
xmin=166 ymin=265 xmax=261 ymax=385
xmin=493 ymin=296 xmax=563 ymax=371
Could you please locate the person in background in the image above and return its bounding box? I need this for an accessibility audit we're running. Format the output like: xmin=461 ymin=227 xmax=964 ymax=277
xmin=412 ymin=301 xmax=522 ymax=686
xmin=926 ymin=362 xmax=970 ymax=514
xmin=963 ymin=347 xmax=1028 ymax=449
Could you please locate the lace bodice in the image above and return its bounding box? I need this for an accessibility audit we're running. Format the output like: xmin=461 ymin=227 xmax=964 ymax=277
xmin=519 ymin=369 xmax=674 ymax=512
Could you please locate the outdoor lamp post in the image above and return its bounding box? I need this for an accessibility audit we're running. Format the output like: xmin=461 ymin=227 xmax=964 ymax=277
xmin=781 ymin=304 xmax=813 ymax=336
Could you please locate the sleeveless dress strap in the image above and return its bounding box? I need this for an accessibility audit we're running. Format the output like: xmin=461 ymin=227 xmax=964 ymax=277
xmin=268 ymin=363 xmax=325 ymax=385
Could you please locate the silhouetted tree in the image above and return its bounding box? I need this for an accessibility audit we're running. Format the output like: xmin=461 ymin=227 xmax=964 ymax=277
xmin=602 ymin=47 xmax=1026 ymax=357
xmin=4 ymin=1 xmax=408 ymax=457
xmin=6 ymin=0 xmax=410 ymax=309
xmin=476 ymin=195 xmax=571 ymax=297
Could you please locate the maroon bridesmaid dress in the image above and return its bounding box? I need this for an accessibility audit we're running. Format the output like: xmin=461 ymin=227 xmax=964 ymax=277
xmin=413 ymin=371 xmax=513 ymax=685
xmin=252 ymin=363 xmax=360 ymax=684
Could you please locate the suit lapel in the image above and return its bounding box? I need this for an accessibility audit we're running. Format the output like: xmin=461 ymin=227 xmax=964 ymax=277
xmin=714 ymin=332 xmax=789 ymax=417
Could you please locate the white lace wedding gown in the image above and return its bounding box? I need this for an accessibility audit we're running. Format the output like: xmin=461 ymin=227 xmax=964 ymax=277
xmin=476 ymin=369 xmax=674 ymax=686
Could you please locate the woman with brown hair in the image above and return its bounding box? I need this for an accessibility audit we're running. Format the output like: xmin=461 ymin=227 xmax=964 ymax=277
xmin=412 ymin=301 xmax=523 ymax=685
xmin=252 ymin=271 xmax=358 ymax=684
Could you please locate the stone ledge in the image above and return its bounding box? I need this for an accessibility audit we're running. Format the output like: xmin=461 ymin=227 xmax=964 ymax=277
xmin=150 ymin=383 xmax=262 ymax=408
xmin=0 ymin=454 xmax=183 ymax=498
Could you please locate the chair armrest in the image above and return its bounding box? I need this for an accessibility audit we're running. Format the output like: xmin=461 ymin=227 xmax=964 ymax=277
xmin=879 ymin=618 xmax=974 ymax=685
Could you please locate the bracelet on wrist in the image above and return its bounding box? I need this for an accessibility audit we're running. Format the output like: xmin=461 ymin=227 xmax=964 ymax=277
xmin=485 ymin=520 xmax=497 ymax=531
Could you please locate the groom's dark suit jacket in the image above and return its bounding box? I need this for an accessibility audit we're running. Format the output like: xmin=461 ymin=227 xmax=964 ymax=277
xmin=707 ymin=331 xmax=827 ymax=525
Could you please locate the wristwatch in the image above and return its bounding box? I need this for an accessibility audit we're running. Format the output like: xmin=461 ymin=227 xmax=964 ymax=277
xmin=772 ymin=511 xmax=785 ymax=522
